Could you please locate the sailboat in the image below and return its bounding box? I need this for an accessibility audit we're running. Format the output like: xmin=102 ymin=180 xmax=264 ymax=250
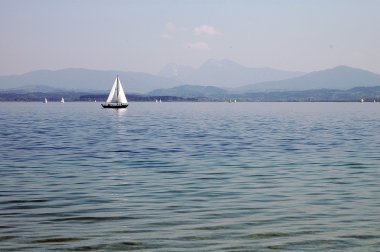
xmin=43 ymin=98 xmax=48 ymax=103
xmin=60 ymin=97 xmax=65 ymax=103
xmin=102 ymin=76 xmax=128 ymax=108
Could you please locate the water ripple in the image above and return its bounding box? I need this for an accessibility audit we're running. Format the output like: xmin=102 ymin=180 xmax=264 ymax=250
xmin=0 ymin=102 xmax=380 ymax=251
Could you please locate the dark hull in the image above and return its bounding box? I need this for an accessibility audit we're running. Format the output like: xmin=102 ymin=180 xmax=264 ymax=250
xmin=101 ymin=103 xmax=128 ymax=108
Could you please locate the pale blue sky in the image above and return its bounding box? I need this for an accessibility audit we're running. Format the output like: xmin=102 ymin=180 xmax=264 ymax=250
xmin=1 ymin=0 xmax=379 ymax=75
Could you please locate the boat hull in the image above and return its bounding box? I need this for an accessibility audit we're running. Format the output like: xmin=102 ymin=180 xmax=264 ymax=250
xmin=101 ymin=103 xmax=128 ymax=108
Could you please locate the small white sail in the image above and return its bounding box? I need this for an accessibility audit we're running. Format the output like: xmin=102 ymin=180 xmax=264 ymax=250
xmin=44 ymin=98 xmax=47 ymax=103
xmin=61 ymin=97 xmax=65 ymax=103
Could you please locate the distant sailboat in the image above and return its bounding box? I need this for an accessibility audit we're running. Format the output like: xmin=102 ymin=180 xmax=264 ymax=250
xmin=43 ymin=98 xmax=47 ymax=103
xmin=102 ymin=76 xmax=128 ymax=108
xmin=361 ymin=98 xmax=364 ymax=103
xmin=60 ymin=97 xmax=65 ymax=103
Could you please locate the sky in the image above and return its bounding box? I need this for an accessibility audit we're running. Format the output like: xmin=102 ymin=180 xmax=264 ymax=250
xmin=0 ymin=0 xmax=379 ymax=75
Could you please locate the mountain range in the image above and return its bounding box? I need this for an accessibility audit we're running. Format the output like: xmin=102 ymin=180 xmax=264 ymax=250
xmin=0 ymin=68 xmax=183 ymax=93
xmin=238 ymin=65 xmax=380 ymax=92
xmin=0 ymin=59 xmax=305 ymax=92
xmin=1 ymin=59 xmax=380 ymax=101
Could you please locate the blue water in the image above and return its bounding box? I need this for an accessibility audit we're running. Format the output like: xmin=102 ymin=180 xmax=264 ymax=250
xmin=1 ymin=102 xmax=380 ymax=251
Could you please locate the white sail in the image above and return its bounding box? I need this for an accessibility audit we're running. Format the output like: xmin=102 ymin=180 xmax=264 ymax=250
xmin=106 ymin=76 xmax=128 ymax=104
xmin=106 ymin=78 xmax=118 ymax=103
xmin=44 ymin=98 xmax=47 ymax=103
xmin=61 ymin=97 xmax=64 ymax=103
xmin=116 ymin=78 xmax=128 ymax=104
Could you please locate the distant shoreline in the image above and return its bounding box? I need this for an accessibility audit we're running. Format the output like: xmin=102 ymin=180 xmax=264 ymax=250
xmin=1 ymin=87 xmax=379 ymax=102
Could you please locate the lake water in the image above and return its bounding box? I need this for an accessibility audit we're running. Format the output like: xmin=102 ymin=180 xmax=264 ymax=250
xmin=1 ymin=102 xmax=380 ymax=251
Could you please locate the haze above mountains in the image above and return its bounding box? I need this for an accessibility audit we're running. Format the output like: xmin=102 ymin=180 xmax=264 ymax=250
xmin=1 ymin=59 xmax=380 ymax=97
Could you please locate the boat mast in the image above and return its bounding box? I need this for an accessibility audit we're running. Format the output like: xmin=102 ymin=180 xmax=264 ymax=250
xmin=116 ymin=75 xmax=119 ymax=104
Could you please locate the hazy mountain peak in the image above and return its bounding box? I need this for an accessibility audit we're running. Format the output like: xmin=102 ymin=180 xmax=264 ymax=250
xmin=200 ymin=58 xmax=243 ymax=69
xmin=159 ymin=63 xmax=195 ymax=79
xmin=306 ymin=65 xmax=378 ymax=79
xmin=239 ymin=65 xmax=380 ymax=92
xmin=159 ymin=63 xmax=180 ymax=77
xmin=331 ymin=65 xmax=352 ymax=70
xmin=158 ymin=59 xmax=303 ymax=88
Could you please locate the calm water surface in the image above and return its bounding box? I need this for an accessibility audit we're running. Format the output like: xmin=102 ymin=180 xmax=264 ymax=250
xmin=0 ymin=102 xmax=379 ymax=251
